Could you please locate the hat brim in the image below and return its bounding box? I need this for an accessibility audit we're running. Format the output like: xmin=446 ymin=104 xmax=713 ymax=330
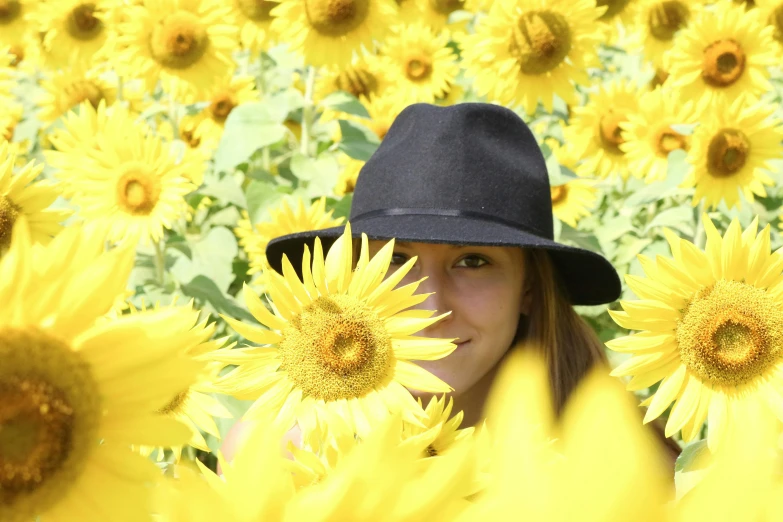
xmin=266 ymin=213 xmax=621 ymax=306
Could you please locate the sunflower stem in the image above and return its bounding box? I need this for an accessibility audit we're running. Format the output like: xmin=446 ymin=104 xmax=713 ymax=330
xmin=153 ymin=238 xmax=166 ymax=287
xmin=693 ymin=202 xmax=706 ymax=249
xmin=300 ymin=66 xmax=317 ymax=157
xmin=117 ymin=74 xmax=124 ymax=102
xmin=169 ymin=95 xmax=179 ymax=140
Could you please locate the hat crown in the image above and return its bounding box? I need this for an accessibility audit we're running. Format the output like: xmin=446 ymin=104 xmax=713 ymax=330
xmin=350 ymin=103 xmax=554 ymax=240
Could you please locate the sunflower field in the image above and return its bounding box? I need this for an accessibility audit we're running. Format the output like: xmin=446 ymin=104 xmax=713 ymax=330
xmin=5 ymin=0 xmax=783 ymax=519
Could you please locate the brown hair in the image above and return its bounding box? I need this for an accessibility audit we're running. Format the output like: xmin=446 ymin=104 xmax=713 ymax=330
xmin=518 ymin=248 xmax=681 ymax=459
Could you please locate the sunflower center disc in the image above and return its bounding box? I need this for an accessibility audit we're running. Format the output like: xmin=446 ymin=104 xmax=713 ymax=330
xmin=65 ymin=3 xmax=102 ymax=40
xmin=0 ymin=328 xmax=100 ymax=515
xmin=335 ymin=67 xmax=378 ymax=98
xmin=237 ymin=0 xmax=277 ymax=21
xmin=0 ymin=195 xmax=19 ymax=250
xmin=677 ymin=280 xmax=783 ymax=387
xmin=648 ymin=0 xmax=689 ymax=41
xmin=426 ymin=444 xmax=438 ymax=457
xmin=150 ymin=11 xmax=210 ymax=69
xmin=0 ymin=0 xmax=21 ymax=23
xmin=598 ymin=110 xmax=627 ymax=155
xmin=181 ymin=127 xmax=201 ymax=148
xmin=116 ymin=169 xmax=161 ymax=215
xmin=156 ymin=390 xmax=189 ymax=416
xmin=550 ymin=184 xmax=568 ymax=204
xmin=305 ymin=0 xmax=370 ymax=37
xmin=64 ymin=80 xmax=105 ymax=111
xmin=511 ymin=11 xmax=572 ymax=75
xmin=210 ymin=96 xmax=236 ymax=122
xmin=405 ymin=56 xmax=433 ymax=81
xmin=706 ymin=128 xmax=750 ymax=178
xmin=702 ymin=39 xmax=745 ymax=87
xmin=428 ymin=0 xmax=464 ymax=15
xmin=596 ymin=0 xmax=632 ymax=20
xmin=656 ymin=127 xmax=688 ymax=156
xmin=279 ymin=294 xmax=392 ymax=401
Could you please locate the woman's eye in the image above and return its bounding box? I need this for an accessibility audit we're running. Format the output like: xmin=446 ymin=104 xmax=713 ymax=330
xmin=455 ymin=255 xmax=488 ymax=268
xmin=391 ymin=253 xmax=409 ymax=266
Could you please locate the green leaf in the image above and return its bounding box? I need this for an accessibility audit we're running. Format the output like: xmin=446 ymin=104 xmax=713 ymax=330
xmin=558 ymin=225 xmax=603 ymax=254
xmin=245 ymin=180 xmax=285 ymax=224
xmin=326 ymin=193 xmax=353 ymax=220
xmin=199 ymin=172 xmax=247 ymax=208
xmin=320 ymin=90 xmax=371 ymax=118
xmin=337 ymin=119 xmax=380 ymax=161
xmin=180 ymin=275 xmax=255 ymax=323
xmin=213 ymin=102 xmax=288 ymax=173
xmin=675 ymin=439 xmax=710 ymax=473
xmin=169 ymin=227 xmax=238 ymax=293
xmin=290 ymin=153 xmax=340 ymax=198
xmin=644 ymin=206 xmax=694 ymax=236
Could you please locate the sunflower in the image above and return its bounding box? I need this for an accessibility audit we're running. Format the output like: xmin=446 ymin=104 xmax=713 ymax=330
xmin=37 ymin=66 xmax=117 ymax=124
xmin=550 ymin=179 xmax=598 ymax=228
xmin=396 ymin=0 xmax=423 ymax=24
xmin=402 ymin=395 xmax=474 ymax=458
xmin=211 ymin=223 xmax=456 ymax=442
xmin=620 ymin=87 xmax=697 ymax=183
xmin=634 ymin=0 xmax=698 ymax=67
xmin=270 ymin=0 xmax=398 ymax=67
xmin=114 ymin=0 xmax=238 ymax=102
xmin=607 ymin=215 xmax=783 ymax=451
xmin=234 ymin=196 xmax=344 ymax=279
xmin=0 ymin=219 xmax=204 ymax=521
xmin=411 ymin=0 xmax=473 ymax=34
xmin=0 ymin=0 xmax=37 ymax=64
xmin=229 ymin=0 xmax=279 ymax=51
xmin=682 ymin=95 xmax=782 ymax=210
xmin=193 ymin=75 xmax=260 ymax=145
xmin=0 ymin=142 xmax=69 ymax=252
xmin=379 ymin=23 xmax=459 ymax=103
xmin=562 ymin=79 xmax=642 ymax=181
xmin=435 ymin=81 xmax=465 ymax=106
xmin=64 ymin=107 xmax=199 ymax=244
xmin=596 ymin=0 xmax=635 ymax=25
xmin=461 ymin=0 xmax=604 ymax=115
xmin=757 ymin=0 xmax=783 ymax=48
xmin=0 ymin=46 xmax=14 ymax=96
xmin=664 ymin=0 xmax=777 ymax=116
xmin=360 ymin=93 xmax=409 ymax=140
xmin=314 ymin=53 xmax=391 ymax=103
xmin=335 ymin=155 xmax=364 ymax=195
xmin=34 ymin=0 xmax=112 ymax=68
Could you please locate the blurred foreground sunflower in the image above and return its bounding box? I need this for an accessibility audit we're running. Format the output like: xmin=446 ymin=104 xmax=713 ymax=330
xmin=562 ymin=79 xmax=641 ymax=181
xmin=115 ymin=0 xmax=238 ymax=101
xmin=620 ymin=87 xmax=696 ymax=183
xmin=0 ymin=142 xmax=69 ymax=251
xmin=683 ymin=95 xmax=782 ymax=210
xmin=664 ymin=0 xmax=776 ymax=115
xmin=0 ymin=220 xmax=202 ymax=521
xmin=235 ymin=196 xmax=344 ymax=281
xmin=608 ymin=216 xmax=783 ymax=450
xmin=271 ymin=0 xmax=398 ymax=66
xmin=211 ymin=224 xmax=457 ymax=442
xmin=380 ymin=23 xmax=459 ymax=103
xmin=461 ymin=0 xmax=604 ymax=114
xmin=402 ymin=395 xmax=474 ymax=458
xmin=550 ymin=179 xmax=598 ymax=228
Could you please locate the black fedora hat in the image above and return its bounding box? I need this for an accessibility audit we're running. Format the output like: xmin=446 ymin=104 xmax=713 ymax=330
xmin=266 ymin=102 xmax=621 ymax=306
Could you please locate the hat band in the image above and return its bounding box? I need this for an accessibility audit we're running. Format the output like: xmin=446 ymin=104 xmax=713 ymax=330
xmin=350 ymin=208 xmax=550 ymax=239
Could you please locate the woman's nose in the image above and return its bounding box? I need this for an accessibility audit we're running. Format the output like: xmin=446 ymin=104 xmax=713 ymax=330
xmin=413 ymin=268 xmax=450 ymax=317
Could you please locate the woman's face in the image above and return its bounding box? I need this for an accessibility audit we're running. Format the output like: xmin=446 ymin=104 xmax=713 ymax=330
xmin=367 ymin=240 xmax=532 ymax=396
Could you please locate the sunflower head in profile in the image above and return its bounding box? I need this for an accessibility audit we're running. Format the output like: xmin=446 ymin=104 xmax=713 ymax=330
xmin=379 ymin=23 xmax=459 ymax=103
xmin=0 ymin=142 xmax=70 ymax=252
xmin=0 ymin=219 xmax=203 ymax=521
xmin=634 ymin=0 xmax=697 ymax=67
xmin=211 ymin=223 xmax=457 ymax=442
xmin=550 ymin=179 xmax=598 ymax=228
xmin=60 ymin=103 xmax=199 ymax=245
xmin=608 ymin=215 xmax=783 ymax=450
xmin=115 ymin=0 xmax=238 ymax=102
xmin=664 ymin=0 xmax=776 ymax=115
xmin=193 ymin=75 xmax=260 ymax=144
xmin=562 ymin=78 xmax=641 ymax=181
xmin=34 ymin=0 xmax=111 ymax=68
xmin=315 ymin=53 xmax=390 ymax=104
xmin=335 ymin=154 xmax=364 ymax=196
xmin=682 ymin=95 xmax=782 ymax=210
xmin=37 ymin=66 xmax=116 ymax=124
xmin=402 ymin=394 xmax=474 ymax=458
xmin=461 ymin=0 xmax=604 ymax=114
xmin=234 ymin=196 xmax=344 ymax=281
xmin=620 ymin=87 xmax=697 ymax=183
xmin=270 ymin=0 xmax=399 ymax=67
xmin=230 ymin=0 xmax=279 ymax=51
xmin=756 ymin=0 xmax=783 ymax=48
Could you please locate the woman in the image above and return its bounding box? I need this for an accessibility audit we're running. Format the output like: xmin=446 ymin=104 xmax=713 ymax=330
xmin=222 ymin=102 xmax=681 ymax=462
